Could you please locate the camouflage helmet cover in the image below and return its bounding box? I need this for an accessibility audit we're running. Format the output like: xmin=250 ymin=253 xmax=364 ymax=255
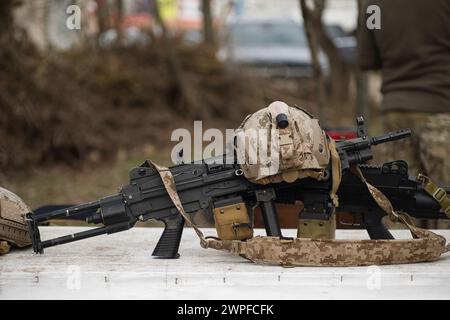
xmin=237 ymin=101 xmax=330 ymax=184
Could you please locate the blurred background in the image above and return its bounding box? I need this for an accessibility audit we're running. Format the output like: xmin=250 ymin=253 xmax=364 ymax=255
xmin=1 ymin=0 xmax=382 ymax=214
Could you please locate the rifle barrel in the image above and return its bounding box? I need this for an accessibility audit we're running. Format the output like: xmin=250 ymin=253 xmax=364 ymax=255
xmin=370 ymin=129 xmax=411 ymax=145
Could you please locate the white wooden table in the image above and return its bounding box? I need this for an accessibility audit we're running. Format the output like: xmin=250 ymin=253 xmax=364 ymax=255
xmin=1 ymin=227 xmax=450 ymax=300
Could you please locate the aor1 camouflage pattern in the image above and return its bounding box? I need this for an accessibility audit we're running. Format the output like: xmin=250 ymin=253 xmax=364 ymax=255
xmin=0 ymin=187 xmax=32 ymax=250
xmin=237 ymin=101 xmax=330 ymax=184
xmin=206 ymin=232 xmax=448 ymax=267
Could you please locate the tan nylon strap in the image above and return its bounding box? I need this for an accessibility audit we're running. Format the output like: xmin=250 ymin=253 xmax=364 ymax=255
xmin=351 ymin=166 xmax=394 ymax=213
xmin=150 ymin=161 xmax=449 ymax=266
xmin=328 ymin=138 xmax=342 ymax=207
xmin=148 ymin=161 xmax=209 ymax=248
xmin=418 ymin=174 xmax=450 ymax=218
xmin=350 ymin=166 xmax=416 ymax=233
xmin=206 ymin=235 xmax=446 ymax=266
xmin=350 ymin=166 xmax=448 ymax=245
xmin=416 ymin=174 xmax=450 ymax=252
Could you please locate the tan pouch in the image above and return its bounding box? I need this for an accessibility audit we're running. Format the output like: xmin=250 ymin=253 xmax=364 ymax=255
xmin=213 ymin=198 xmax=253 ymax=241
xmin=298 ymin=213 xmax=336 ymax=239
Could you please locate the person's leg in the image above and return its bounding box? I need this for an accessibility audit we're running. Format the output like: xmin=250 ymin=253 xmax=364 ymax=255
xmin=383 ymin=111 xmax=450 ymax=228
xmin=418 ymin=113 xmax=450 ymax=186
xmin=417 ymin=113 xmax=450 ymax=228
xmin=382 ymin=111 xmax=426 ymax=176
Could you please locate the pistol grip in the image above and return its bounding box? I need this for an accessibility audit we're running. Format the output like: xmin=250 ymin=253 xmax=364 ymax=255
xmin=362 ymin=210 xmax=394 ymax=240
xmin=152 ymin=214 xmax=185 ymax=259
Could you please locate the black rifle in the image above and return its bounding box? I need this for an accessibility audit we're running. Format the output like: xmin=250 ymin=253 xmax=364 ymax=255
xmin=27 ymin=118 xmax=448 ymax=258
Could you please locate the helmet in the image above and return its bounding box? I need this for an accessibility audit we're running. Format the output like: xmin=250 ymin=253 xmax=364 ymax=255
xmin=0 ymin=187 xmax=32 ymax=249
xmin=236 ymin=101 xmax=330 ymax=184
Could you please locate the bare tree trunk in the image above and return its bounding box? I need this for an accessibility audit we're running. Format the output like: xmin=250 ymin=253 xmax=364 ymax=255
xmin=150 ymin=0 xmax=195 ymax=114
xmin=96 ymin=0 xmax=109 ymax=39
xmin=355 ymin=70 xmax=368 ymax=117
xmin=115 ymin=0 xmax=124 ymax=45
xmin=42 ymin=0 xmax=51 ymax=50
xmin=0 ymin=0 xmax=16 ymax=57
xmin=301 ymin=0 xmax=351 ymax=105
xmin=0 ymin=0 xmax=15 ymax=33
xmin=9 ymin=0 xmax=50 ymax=51
xmin=202 ymin=0 xmax=215 ymax=45
xmin=300 ymin=0 xmax=326 ymax=122
xmin=74 ymin=0 xmax=90 ymax=48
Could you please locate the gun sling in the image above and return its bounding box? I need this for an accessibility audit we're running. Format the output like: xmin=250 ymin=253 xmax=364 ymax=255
xmin=148 ymin=141 xmax=450 ymax=267
xmin=418 ymin=174 xmax=450 ymax=217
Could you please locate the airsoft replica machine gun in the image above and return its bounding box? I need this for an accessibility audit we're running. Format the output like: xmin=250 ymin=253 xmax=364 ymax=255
xmin=27 ymin=118 xmax=449 ymax=259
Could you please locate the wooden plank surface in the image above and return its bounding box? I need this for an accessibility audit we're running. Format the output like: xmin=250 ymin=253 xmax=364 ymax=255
xmin=1 ymin=227 xmax=450 ymax=299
